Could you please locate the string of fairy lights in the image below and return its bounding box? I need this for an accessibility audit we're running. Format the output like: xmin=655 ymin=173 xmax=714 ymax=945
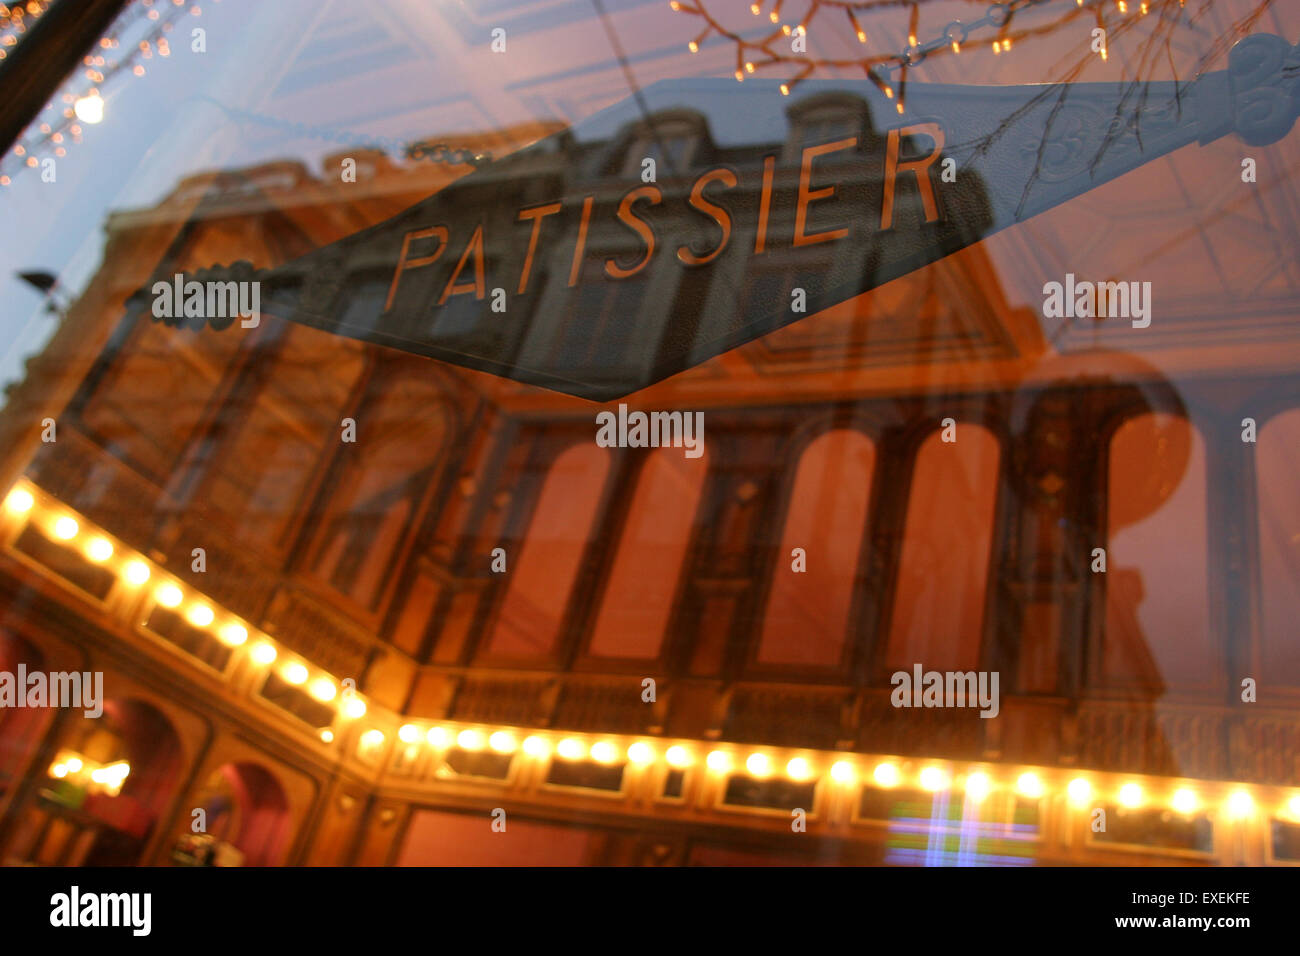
xmin=0 ymin=0 xmax=1224 ymax=185
xmin=5 ymin=477 xmax=1300 ymax=838
xmin=0 ymin=0 xmax=50 ymax=48
xmin=669 ymin=0 xmax=1196 ymax=103
xmin=0 ymin=0 xmax=208 ymax=188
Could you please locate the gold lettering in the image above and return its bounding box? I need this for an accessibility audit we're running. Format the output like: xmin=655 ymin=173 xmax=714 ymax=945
xmin=516 ymin=202 xmax=562 ymax=295
xmin=677 ymin=168 xmax=737 ymax=266
xmin=880 ymin=123 xmax=944 ymax=231
xmin=793 ymin=138 xmax=856 ymax=247
xmin=568 ymin=196 xmax=595 ymax=287
xmin=385 ymin=226 xmax=448 ymax=311
xmin=605 ymin=186 xmax=662 ymax=280
xmin=438 ymin=224 xmax=486 ymax=304
xmin=755 ymin=155 xmax=775 ymax=255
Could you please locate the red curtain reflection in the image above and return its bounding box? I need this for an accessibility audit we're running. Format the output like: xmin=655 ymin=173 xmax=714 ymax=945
xmin=486 ymin=443 xmax=610 ymax=660
xmin=589 ymin=447 xmax=708 ymax=660
xmin=759 ymin=429 xmax=875 ymax=668
xmin=885 ymin=425 xmax=999 ymax=672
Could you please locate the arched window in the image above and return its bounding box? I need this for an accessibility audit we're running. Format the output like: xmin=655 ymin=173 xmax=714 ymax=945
xmin=199 ymin=323 xmax=366 ymax=551
xmin=78 ymin=234 xmax=281 ymax=485
xmin=193 ymin=763 xmax=292 ymax=867
xmin=79 ymin=312 xmax=245 ymax=484
xmin=309 ymin=373 xmax=450 ymax=609
xmin=1103 ymin=413 xmax=1212 ymax=689
xmin=758 ymin=429 xmax=875 ymax=668
xmin=484 ymin=443 xmax=610 ymax=661
xmin=0 ymin=631 xmax=46 ymax=790
xmin=1257 ymin=409 xmax=1300 ymax=685
xmin=588 ymin=447 xmax=709 ymax=660
xmin=885 ymin=424 xmax=999 ymax=672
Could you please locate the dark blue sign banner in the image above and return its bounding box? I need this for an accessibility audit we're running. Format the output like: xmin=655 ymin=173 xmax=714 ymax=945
xmin=143 ymin=34 xmax=1298 ymax=401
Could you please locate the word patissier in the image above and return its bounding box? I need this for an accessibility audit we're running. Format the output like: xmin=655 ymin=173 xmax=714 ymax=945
xmin=383 ymin=126 xmax=945 ymax=313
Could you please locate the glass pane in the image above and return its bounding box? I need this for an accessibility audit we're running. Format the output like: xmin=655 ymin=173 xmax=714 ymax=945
xmin=0 ymin=0 xmax=1296 ymax=876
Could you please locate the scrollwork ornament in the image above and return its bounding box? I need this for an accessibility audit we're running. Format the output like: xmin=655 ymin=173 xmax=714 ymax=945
xmin=1228 ymin=34 xmax=1300 ymax=147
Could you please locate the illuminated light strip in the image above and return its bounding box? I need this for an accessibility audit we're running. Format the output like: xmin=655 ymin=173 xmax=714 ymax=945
xmin=384 ymin=717 xmax=1300 ymax=822
xmin=1 ymin=480 xmax=364 ymax=725
xmin=7 ymin=480 xmax=1300 ymax=820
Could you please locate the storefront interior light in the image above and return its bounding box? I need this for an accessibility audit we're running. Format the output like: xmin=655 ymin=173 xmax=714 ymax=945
xmin=250 ymin=642 xmax=277 ymax=665
xmin=7 ymin=482 xmax=1294 ymax=832
xmin=785 ymin=756 xmax=813 ymax=781
xmin=282 ymin=661 xmax=308 ymax=685
xmin=665 ymin=745 xmax=692 ymax=768
xmin=705 ymin=749 xmax=731 ymax=773
xmin=966 ymin=771 xmax=992 ymax=802
xmin=122 ymin=560 xmax=150 ymax=585
xmin=155 ymin=583 xmax=182 ymax=608
xmin=745 ymin=752 xmax=771 ymax=778
xmin=1226 ymin=790 xmax=1254 ymax=820
xmin=919 ymin=766 xmax=949 ymax=792
xmin=218 ymin=623 xmax=248 ymax=647
xmin=84 ymin=536 xmax=113 ymax=562
xmin=4 ymin=488 xmax=34 ymax=513
xmin=1016 ymin=772 xmax=1044 ymax=799
xmin=185 ymin=603 xmax=214 ymax=627
xmin=830 ymin=760 xmax=856 ymax=784
xmin=557 ymin=737 xmax=586 ymax=761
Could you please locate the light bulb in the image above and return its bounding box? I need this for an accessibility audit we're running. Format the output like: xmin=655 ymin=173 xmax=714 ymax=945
xmin=74 ymin=93 xmax=104 ymax=124
xmin=4 ymin=488 xmax=34 ymax=513
xmin=123 ymin=560 xmax=150 ymax=585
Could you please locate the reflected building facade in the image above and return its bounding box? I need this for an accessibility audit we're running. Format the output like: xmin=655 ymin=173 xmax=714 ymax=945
xmin=0 ymin=85 xmax=1298 ymax=867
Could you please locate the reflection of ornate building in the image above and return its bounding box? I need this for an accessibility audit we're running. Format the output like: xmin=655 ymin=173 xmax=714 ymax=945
xmin=1 ymin=96 xmax=1299 ymax=867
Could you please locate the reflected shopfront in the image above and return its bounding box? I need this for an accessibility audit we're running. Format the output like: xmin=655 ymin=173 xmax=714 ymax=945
xmin=0 ymin=0 xmax=1297 ymax=867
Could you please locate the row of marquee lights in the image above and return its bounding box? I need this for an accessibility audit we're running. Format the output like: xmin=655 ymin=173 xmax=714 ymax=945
xmin=403 ymin=721 xmax=1300 ymax=824
xmin=3 ymin=481 xmax=369 ymax=721
xmin=6 ymin=480 xmax=1300 ymax=826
